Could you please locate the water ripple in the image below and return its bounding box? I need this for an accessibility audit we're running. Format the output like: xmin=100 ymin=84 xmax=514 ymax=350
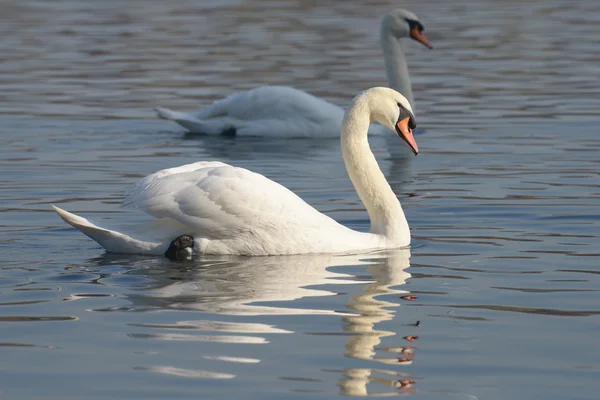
xmin=0 ymin=0 xmax=599 ymax=398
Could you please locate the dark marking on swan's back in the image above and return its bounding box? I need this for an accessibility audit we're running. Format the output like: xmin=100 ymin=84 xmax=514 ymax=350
xmin=220 ymin=127 xmax=237 ymax=137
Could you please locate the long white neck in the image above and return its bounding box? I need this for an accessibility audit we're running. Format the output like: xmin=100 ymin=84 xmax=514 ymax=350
xmin=380 ymin=31 xmax=414 ymax=111
xmin=341 ymin=94 xmax=410 ymax=243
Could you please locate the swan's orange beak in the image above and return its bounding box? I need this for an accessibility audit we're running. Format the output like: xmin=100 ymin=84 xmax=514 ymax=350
xmin=410 ymin=26 xmax=432 ymax=49
xmin=397 ymin=117 xmax=419 ymax=155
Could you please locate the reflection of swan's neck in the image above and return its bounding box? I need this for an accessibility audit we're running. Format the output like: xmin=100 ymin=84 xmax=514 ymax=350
xmin=380 ymin=32 xmax=414 ymax=111
xmin=341 ymin=94 xmax=409 ymax=243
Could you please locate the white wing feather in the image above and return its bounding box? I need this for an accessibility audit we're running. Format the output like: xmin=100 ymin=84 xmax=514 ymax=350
xmin=123 ymin=161 xmax=340 ymax=240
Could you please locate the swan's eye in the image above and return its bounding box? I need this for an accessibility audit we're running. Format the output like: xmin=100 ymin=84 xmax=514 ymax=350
xmin=406 ymin=19 xmax=424 ymax=32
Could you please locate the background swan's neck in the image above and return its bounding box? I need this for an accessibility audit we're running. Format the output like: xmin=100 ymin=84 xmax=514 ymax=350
xmin=380 ymin=32 xmax=414 ymax=111
xmin=341 ymin=97 xmax=409 ymax=242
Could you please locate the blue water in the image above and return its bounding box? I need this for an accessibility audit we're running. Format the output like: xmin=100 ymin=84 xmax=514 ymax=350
xmin=1 ymin=0 xmax=600 ymax=399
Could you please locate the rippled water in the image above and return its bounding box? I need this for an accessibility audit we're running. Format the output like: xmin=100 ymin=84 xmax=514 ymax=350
xmin=1 ymin=0 xmax=600 ymax=399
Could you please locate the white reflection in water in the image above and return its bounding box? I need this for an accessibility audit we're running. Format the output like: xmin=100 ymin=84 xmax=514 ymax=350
xmin=339 ymin=368 xmax=417 ymax=397
xmin=337 ymin=250 xmax=417 ymax=396
xmin=132 ymin=320 xmax=292 ymax=334
xmin=136 ymin=365 xmax=235 ymax=380
xmin=202 ymin=355 xmax=260 ymax=364
xmin=144 ymin=253 xmax=371 ymax=316
xmin=129 ymin=248 xmax=414 ymax=394
xmin=129 ymin=332 xmax=269 ymax=344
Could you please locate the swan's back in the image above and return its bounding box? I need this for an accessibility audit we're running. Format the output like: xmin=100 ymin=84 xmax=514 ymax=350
xmin=197 ymin=86 xmax=344 ymax=123
xmin=123 ymin=161 xmax=354 ymax=254
xmin=157 ymin=85 xmax=391 ymax=137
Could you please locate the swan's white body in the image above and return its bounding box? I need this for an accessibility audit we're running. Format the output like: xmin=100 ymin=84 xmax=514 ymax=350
xmin=155 ymin=86 xmax=389 ymax=137
xmin=54 ymin=87 xmax=416 ymax=256
xmin=155 ymin=9 xmax=429 ymax=137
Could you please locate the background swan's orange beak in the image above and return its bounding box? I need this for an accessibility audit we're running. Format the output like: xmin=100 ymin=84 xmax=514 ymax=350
xmin=410 ymin=27 xmax=433 ymax=49
xmin=397 ymin=117 xmax=419 ymax=155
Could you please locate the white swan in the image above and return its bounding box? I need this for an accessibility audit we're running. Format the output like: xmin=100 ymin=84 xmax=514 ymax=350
xmin=53 ymin=87 xmax=418 ymax=257
xmin=154 ymin=8 xmax=431 ymax=137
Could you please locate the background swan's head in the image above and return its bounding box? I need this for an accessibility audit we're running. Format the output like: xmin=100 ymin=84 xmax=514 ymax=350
xmin=359 ymin=87 xmax=419 ymax=155
xmin=381 ymin=8 xmax=432 ymax=49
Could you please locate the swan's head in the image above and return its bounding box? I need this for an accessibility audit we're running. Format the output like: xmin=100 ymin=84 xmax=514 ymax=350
xmin=381 ymin=8 xmax=432 ymax=49
xmin=368 ymin=87 xmax=419 ymax=155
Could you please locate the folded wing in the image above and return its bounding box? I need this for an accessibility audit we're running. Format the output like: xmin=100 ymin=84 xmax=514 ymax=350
xmin=123 ymin=161 xmax=338 ymax=240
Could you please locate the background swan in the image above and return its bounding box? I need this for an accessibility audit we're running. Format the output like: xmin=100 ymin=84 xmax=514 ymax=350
xmin=154 ymin=8 xmax=431 ymax=137
xmin=53 ymin=87 xmax=418 ymax=257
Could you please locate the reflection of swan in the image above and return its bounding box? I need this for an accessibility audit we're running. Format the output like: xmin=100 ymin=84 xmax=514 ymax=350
xmin=53 ymin=87 xmax=419 ymax=256
xmin=121 ymin=248 xmax=415 ymax=393
xmin=343 ymin=251 xmax=412 ymax=364
xmin=130 ymin=252 xmax=379 ymax=316
xmin=337 ymin=248 xmax=418 ymax=396
xmin=154 ymin=9 xmax=431 ymax=137
xmin=338 ymin=368 xmax=417 ymax=397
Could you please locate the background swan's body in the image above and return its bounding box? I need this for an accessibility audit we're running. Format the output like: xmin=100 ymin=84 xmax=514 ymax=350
xmin=155 ymin=9 xmax=430 ymax=137
xmin=156 ymin=86 xmax=388 ymax=137
xmin=54 ymin=87 xmax=417 ymax=256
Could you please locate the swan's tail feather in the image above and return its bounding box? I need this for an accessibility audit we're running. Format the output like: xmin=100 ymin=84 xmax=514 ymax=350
xmin=154 ymin=107 xmax=235 ymax=135
xmin=52 ymin=205 xmax=165 ymax=255
xmin=154 ymin=106 xmax=189 ymax=121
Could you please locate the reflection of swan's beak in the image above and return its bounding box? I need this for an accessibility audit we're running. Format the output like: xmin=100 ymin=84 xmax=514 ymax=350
xmin=410 ymin=26 xmax=433 ymax=49
xmin=396 ymin=117 xmax=419 ymax=155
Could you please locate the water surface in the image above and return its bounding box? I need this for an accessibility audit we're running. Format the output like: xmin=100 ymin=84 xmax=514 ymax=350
xmin=1 ymin=0 xmax=600 ymax=399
